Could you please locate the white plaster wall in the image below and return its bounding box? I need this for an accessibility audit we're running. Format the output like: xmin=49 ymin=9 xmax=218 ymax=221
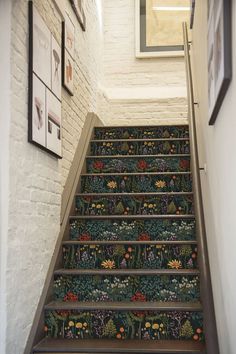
xmin=6 ymin=1 xmax=103 ymax=353
xmin=0 ymin=2 xmax=12 ymax=354
xmin=99 ymin=0 xmax=188 ymax=125
xmin=191 ymin=1 xmax=236 ymax=353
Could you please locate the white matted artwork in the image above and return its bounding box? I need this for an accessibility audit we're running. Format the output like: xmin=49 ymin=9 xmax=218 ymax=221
xmin=29 ymin=1 xmax=62 ymax=158
xmin=63 ymin=49 xmax=74 ymax=95
xmin=46 ymin=89 xmax=62 ymax=157
xmin=32 ymin=73 xmax=46 ymax=147
xmin=51 ymin=35 xmax=61 ymax=100
xmin=64 ymin=12 xmax=75 ymax=58
xmin=33 ymin=5 xmax=51 ymax=87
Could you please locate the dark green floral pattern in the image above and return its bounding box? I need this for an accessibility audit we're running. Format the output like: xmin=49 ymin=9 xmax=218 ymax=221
xmin=94 ymin=126 xmax=189 ymax=140
xmin=90 ymin=140 xmax=190 ymax=156
xmin=54 ymin=274 xmax=200 ymax=302
xmin=70 ymin=218 xmax=196 ymax=241
xmin=45 ymin=309 xmax=204 ymax=341
xmin=81 ymin=174 xmax=192 ymax=193
xmin=75 ymin=194 xmax=194 ymax=216
xmin=62 ymin=244 xmax=197 ymax=270
xmin=87 ymin=156 xmax=191 ymax=173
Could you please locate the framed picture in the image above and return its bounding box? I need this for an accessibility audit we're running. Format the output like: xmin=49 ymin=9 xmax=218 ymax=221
xmin=46 ymin=89 xmax=62 ymax=157
xmin=190 ymin=0 xmax=195 ymax=29
xmin=135 ymin=0 xmax=190 ymax=58
xmin=69 ymin=0 xmax=86 ymax=31
xmin=208 ymin=0 xmax=232 ymax=125
xmin=62 ymin=13 xmax=75 ymax=96
xmin=28 ymin=1 xmax=62 ymax=158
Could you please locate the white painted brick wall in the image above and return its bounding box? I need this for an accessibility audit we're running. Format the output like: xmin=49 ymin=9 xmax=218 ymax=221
xmin=99 ymin=0 xmax=188 ymax=125
xmin=7 ymin=1 xmax=103 ymax=353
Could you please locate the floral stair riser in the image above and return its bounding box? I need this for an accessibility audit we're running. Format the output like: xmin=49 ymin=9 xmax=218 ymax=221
xmin=70 ymin=219 xmax=196 ymax=241
xmin=90 ymin=140 xmax=190 ymax=156
xmin=94 ymin=126 xmax=189 ymax=140
xmin=54 ymin=274 xmax=200 ymax=303
xmin=81 ymin=174 xmax=192 ymax=194
xmin=45 ymin=310 xmax=204 ymax=341
xmin=87 ymin=156 xmax=190 ymax=174
xmin=45 ymin=125 xmax=205 ymax=345
xmin=75 ymin=195 xmax=194 ymax=216
xmin=62 ymin=244 xmax=197 ymax=270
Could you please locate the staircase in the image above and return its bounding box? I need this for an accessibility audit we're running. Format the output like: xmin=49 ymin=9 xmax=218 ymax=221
xmin=33 ymin=125 xmax=206 ymax=353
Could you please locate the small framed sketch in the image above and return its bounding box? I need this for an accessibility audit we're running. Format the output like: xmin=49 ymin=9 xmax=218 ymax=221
xmin=62 ymin=12 xmax=75 ymax=96
xmin=190 ymin=0 xmax=195 ymax=29
xmin=28 ymin=1 xmax=62 ymax=158
xmin=208 ymin=0 xmax=232 ymax=125
xmin=70 ymin=0 xmax=86 ymax=31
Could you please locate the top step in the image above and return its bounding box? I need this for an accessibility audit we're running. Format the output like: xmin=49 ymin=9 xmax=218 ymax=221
xmin=94 ymin=126 xmax=189 ymax=140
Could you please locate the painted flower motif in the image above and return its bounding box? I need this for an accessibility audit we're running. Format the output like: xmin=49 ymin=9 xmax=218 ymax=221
xmin=76 ymin=322 xmax=83 ymax=329
xmin=137 ymin=160 xmax=148 ymax=170
xmin=107 ymin=181 xmax=117 ymax=189
xmin=69 ymin=321 xmax=75 ymax=327
xmin=168 ymin=259 xmax=182 ymax=269
xmin=152 ymin=323 xmax=159 ymax=330
xmin=93 ymin=160 xmax=104 ymax=170
xmin=138 ymin=233 xmax=150 ymax=241
xmin=155 ymin=180 xmax=166 ymax=189
xmin=145 ymin=322 xmax=151 ymax=328
xmin=131 ymin=291 xmax=146 ymax=302
xmin=101 ymin=259 xmax=116 ymax=269
xmin=63 ymin=292 xmax=78 ymax=302
xmin=180 ymin=159 xmax=190 ymax=170
xmin=78 ymin=233 xmax=91 ymax=241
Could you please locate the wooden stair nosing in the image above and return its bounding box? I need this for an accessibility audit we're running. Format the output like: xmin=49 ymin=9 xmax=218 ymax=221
xmin=76 ymin=192 xmax=194 ymax=197
xmin=86 ymin=154 xmax=191 ymax=159
xmin=91 ymin=138 xmax=190 ymax=142
xmin=69 ymin=215 xmax=196 ymax=220
xmin=45 ymin=301 xmax=202 ymax=312
xmin=62 ymin=240 xmax=197 ymax=246
xmin=94 ymin=124 xmax=189 ymax=129
xmin=81 ymin=172 xmax=192 ymax=176
xmin=54 ymin=269 xmax=200 ymax=276
xmin=33 ymin=338 xmax=205 ymax=353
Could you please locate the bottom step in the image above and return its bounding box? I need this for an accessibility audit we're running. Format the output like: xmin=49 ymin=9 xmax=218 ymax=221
xmin=34 ymin=339 xmax=205 ymax=353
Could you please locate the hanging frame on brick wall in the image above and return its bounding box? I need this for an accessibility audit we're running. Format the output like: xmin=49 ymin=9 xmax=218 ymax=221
xmin=28 ymin=1 xmax=62 ymax=158
xmin=208 ymin=0 xmax=232 ymax=125
xmin=62 ymin=12 xmax=75 ymax=96
xmin=69 ymin=0 xmax=86 ymax=31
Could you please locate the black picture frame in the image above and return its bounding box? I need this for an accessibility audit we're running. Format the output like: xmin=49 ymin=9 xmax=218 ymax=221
xmin=62 ymin=20 xmax=74 ymax=96
xmin=69 ymin=0 xmax=86 ymax=31
xmin=208 ymin=0 xmax=232 ymax=125
xmin=28 ymin=1 xmax=62 ymax=158
xmin=190 ymin=0 xmax=195 ymax=29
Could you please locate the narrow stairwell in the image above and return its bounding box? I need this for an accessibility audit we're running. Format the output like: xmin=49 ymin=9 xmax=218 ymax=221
xmin=33 ymin=125 xmax=206 ymax=353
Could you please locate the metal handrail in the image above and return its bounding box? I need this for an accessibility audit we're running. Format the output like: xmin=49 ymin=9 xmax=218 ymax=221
xmin=182 ymin=22 xmax=219 ymax=354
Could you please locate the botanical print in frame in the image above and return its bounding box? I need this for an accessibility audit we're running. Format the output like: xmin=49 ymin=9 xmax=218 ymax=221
xmin=70 ymin=0 xmax=86 ymax=31
xmin=46 ymin=89 xmax=62 ymax=157
xmin=64 ymin=12 xmax=75 ymax=59
xmin=63 ymin=49 xmax=74 ymax=96
xmin=28 ymin=1 xmax=62 ymax=158
xmin=32 ymin=4 xmax=51 ymax=88
xmin=208 ymin=0 xmax=232 ymax=125
xmin=51 ymin=35 xmax=62 ymax=100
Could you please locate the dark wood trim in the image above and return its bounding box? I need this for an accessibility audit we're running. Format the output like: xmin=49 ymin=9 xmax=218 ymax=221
xmin=86 ymin=154 xmax=191 ymax=159
xmin=69 ymin=214 xmax=196 ymax=220
xmin=62 ymin=240 xmax=197 ymax=245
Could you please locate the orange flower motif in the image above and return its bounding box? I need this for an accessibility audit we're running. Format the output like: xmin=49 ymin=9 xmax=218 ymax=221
xmin=116 ymin=333 xmax=122 ymax=339
xmin=155 ymin=180 xmax=166 ymax=189
xmin=125 ymin=253 xmax=130 ymax=259
xmin=168 ymin=259 xmax=182 ymax=269
xmin=101 ymin=260 xmax=116 ymax=269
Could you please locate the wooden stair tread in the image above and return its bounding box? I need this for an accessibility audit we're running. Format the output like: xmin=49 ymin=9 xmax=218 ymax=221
xmin=76 ymin=192 xmax=193 ymax=196
xmin=34 ymin=338 xmax=204 ymax=353
xmin=86 ymin=154 xmax=190 ymax=159
xmin=81 ymin=172 xmax=192 ymax=176
xmin=91 ymin=138 xmax=189 ymax=142
xmin=62 ymin=240 xmax=197 ymax=246
xmin=45 ymin=301 xmax=202 ymax=311
xmin=54 ymin=269 xmax=199 ymax=276
xmin=69 ymin=215 xmax=195 ymax=220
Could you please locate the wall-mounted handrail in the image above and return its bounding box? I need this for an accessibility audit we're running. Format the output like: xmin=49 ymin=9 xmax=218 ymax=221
xmin=182 ymin=22 xmax=219 ymax=354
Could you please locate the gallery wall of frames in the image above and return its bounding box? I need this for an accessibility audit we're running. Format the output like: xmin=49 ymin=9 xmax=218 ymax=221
xmin=28 ymin=0 xmax=86 ymax=158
